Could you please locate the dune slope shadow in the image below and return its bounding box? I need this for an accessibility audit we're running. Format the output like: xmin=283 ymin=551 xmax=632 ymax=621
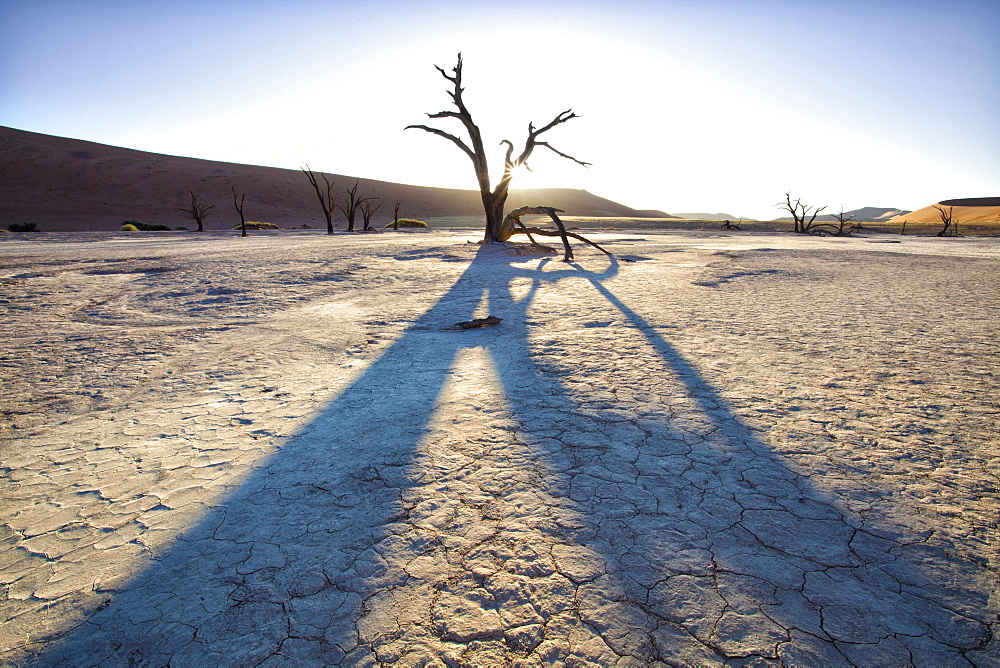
xmin=38 ymin=246 xmax=992 ymax=665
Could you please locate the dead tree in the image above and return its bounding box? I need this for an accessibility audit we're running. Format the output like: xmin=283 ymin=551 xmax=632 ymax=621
xmin=338 ymin=181 xmax=365 ymax=232
xmin=302 ymin=165 xmax=336 ymax=234
xmin=232 ymin=187 xmax=248 ymax=237
xmin=824 ymin=208 xmax=858 ymax=236
xmin=391 ymin=199 xmax=402 ymax=230
xmin=178 ymin=191 xmax=214 ymax=232
xmin=805 ymin=209 xmax=861 ymax=237
xmin=502 ymin=206 xmax=612 ymax=262
xmin=360 ymin=199 xmax=381 ymax=231
xmin=407 ymin=53 xmax=589 ymax=243
xmin=933 ymin=205 xmax=956 ymax=237
xmin=778 ymin=192 xmax=826 ymax=234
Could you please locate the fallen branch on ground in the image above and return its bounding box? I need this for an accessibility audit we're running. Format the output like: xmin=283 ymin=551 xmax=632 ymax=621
xmin=454 ymin=316 xmax=502 ymax=329
xmin=502 ymin=206 xmax=613 ymax=261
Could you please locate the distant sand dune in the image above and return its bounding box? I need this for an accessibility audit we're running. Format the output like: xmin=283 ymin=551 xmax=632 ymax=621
xmin=0 ymin=126 xmax=652 ymax=232
xmin=887 ymin=197 xmax=1000 ymax=224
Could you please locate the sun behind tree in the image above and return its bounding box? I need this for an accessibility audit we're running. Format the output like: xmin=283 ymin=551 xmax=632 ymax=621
xmin=406 ymin=53 xmax=589 ymax=244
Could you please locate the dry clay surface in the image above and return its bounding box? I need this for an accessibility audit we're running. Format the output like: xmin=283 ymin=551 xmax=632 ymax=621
xmin=0 ymin=230 xmax=997 ymax=666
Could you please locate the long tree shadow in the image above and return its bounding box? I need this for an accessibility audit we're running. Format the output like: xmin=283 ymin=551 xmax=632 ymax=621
xmin=38 ymin=245 xmax=991 ymax=665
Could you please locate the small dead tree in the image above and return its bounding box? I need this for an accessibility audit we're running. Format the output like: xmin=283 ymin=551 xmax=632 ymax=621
xmin=778 ymin=192 xmax=826 ymax=234
xmin=360 ymin=199 xmax=381 ymax=231
xmin=302 ymin=165 xmax=336 ymax=234
xmin=232 ymin=187 xmax=247 ymax=237
xmin=338 ymin=181 xmax=365 ymax=233
xmin=391 ymin=199 xmax=402 ymax=230
xmin=933 ymin=205 xmax=956 ymax=237
xmin=407 ymin=53 xmax=589 ymax=243
xmin=178 ymin=191 xmax=214 ymax=232
xmin=830 ymin=208 xmax=857 ymax=235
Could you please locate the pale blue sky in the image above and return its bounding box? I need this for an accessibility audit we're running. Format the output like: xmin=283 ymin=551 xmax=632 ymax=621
xmin=2 ymin=0 xmax=997 ymax=219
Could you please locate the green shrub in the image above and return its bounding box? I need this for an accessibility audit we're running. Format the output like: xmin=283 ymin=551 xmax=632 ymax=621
xmin=175 ymin=226 xmax=189 ymax=231
xmin=120 ymin=224 xmax=140 ymax=231
xmin=385 ymin=218 xmax=428 ymax=228
xmin=121 ymin=220 xmax=171 ymax=231
xmin=8 ymin=222 xmax=38 ymax=232
xmin=234 ymin=222 xmax=280 ymax=230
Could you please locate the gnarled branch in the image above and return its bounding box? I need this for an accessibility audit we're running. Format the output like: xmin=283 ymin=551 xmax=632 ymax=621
xmin=502 ymin=205 xmax=612 ymax=262
xmin=534 ymin=141 xmax=591 ymax=167
xmin=504 ymin=109 xmax=589 ymax=171
xmin=405 ymin=124 xmax=476 ymax=162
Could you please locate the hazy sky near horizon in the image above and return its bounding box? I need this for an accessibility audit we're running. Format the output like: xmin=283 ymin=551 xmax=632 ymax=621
xmin=2 ymin=0 xmax=997 ymax=220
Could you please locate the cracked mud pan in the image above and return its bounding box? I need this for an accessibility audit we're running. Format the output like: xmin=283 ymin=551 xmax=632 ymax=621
xmin=1 ymin=231 xmax=998 ymax=665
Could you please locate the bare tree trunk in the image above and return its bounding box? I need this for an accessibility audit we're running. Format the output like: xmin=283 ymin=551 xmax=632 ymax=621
xmin=301 ymin=166 xmax=336 ymax=234
xmin=338 ymin=182 xmax=364 ymax=233
xmin=361 ymin=199 xmax=381 ymax=231
xmin=232 ymin=187 xmax=247 ymax=237
xmin=483 ymin=192 xmax=509 ymax=242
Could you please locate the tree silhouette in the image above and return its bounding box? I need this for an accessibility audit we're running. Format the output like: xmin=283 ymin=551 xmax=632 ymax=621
xmin=360 ymin=199 xmax=381 ymax=232
xmin=933 ymin=205 xmax=956 ymax=237
xmin=778 ymin=192 xmax=826 ymax=234
xmin=302 ymin=166 xmax=336 ymax=234
xmin=178 ymin=191 xmax=214 ymax=232
xmin=338 ymin=181 xmax=367 ymax=233
xmin=391 ymin=199 xmax=402 ymax=231
xmin=407 ymin=53 xmax=588 ymax=243
xmin=231 ymin=187 xmax=247 ymax=237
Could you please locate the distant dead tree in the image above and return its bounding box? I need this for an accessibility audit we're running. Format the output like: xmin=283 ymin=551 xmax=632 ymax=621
xmin=302 ymin=165 xmax=336 ymax=234
xmin=232 ymin=187 xmax=247 ymax=237
xmin=721 ymin=219 xmax=743 ymax=230
xmin=391 ymin=199 xmax=402 ymax=230
xmin=829 ymin=208 xmax=858 ymax=235
xmin=407 ymin=53 xmax=589 ymax=243
xmin=360 ymin=198 xmax=381 ymax=231
xmin=338 ymin=181 xmax=366 ymax=233
xmin=933 ymin=205 xmax=956 ymax=237
xmin=178 ymin=191 xmax=214 ymax=232
xmin=778 ymin=192 xmax=826 ymax=234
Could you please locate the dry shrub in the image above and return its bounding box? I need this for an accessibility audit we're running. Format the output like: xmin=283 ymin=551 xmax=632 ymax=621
xmin=234 ymin=222 xmax=280 ymax=230
xmin=385 ymin=218 xmax=428 ymax=228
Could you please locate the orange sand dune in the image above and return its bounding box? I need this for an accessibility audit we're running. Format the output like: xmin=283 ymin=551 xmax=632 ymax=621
xmin=887 ymin=198 xmax=1000 ymax=224
xmin=0 ymin=126 xmax=651 ymax=231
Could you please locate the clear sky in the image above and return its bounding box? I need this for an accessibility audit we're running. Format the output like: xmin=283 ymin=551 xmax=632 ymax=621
xmin=2 ymin=0 xmax=998 ymax=219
